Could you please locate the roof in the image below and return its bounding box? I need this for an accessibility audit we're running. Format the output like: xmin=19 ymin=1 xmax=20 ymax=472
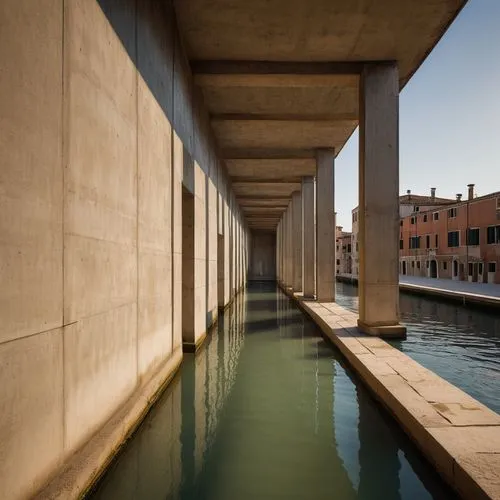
xmin=175 ymin=0 xmax=467 ymax=229
xmin=399 ymin=194 xmax=455 ymax=205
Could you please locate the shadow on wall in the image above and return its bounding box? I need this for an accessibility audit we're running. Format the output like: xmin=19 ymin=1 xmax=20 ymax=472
xmin=97 ymin=0 xmax=213 ymax=170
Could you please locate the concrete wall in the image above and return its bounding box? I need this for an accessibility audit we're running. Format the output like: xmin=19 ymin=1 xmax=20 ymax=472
xmin=0 ymin=1 xmax=248 ymax=497
xmin=249 ymin=232 xmax=277 ymax=281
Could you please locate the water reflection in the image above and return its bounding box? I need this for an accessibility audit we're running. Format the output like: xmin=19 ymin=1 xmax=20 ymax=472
xmin=336 ymin=282 xmax=500 ymax=413
xmin=91 ymin=283 xmax=454 ymax=500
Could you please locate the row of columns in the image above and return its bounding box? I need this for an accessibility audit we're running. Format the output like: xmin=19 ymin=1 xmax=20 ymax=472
xmin=276 ymin=63 xmax=406 ymax=337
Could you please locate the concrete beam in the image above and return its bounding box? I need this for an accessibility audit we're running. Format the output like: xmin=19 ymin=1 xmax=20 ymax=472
xmin=195 ymin=73 xmax=358 ymax=88
xmin=237 ymin=199 xmax=291 ymax=208
xmin=230 ymin=176 xmax=302 ymax=184
xmin=212 ymin=119 xmax=356 ymax=150
xmin=191 ymin=60 xmax=366 ymax=76
xmin=212 ymin=113 xmax=358 ymax=122
xmin=223 ymin=148 xmax=317 ymax=159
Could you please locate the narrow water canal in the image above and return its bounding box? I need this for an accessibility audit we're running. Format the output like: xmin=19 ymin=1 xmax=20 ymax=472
xmin=336 ymin=282 xmax=500 ymax=414
xmin=90 ymin=282 xmax=455 ymax=500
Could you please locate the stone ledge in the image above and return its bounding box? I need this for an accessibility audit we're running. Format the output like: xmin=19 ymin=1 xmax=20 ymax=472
xmin=291 ymin=291 xmax=500 ymax=500
xmin=35 ymin=347 xmax=183 ymax=499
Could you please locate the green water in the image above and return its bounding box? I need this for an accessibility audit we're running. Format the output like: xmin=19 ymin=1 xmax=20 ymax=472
xmin=90 ymin=282 xmax=455 ymax=500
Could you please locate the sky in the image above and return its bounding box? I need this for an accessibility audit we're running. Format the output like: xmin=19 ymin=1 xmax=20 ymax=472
xmin=335 ymin=0 xmax=500 ymax=231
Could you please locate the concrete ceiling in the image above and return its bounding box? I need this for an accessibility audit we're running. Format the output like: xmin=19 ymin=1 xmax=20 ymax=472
xmin=174 ymin=0 xmax=466 ymax=229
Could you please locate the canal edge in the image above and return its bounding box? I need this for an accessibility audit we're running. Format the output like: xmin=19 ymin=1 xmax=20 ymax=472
xmin=285 ymin=286 xmax=500 ymax=500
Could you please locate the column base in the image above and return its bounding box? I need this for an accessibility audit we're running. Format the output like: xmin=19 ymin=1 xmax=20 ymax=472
xmin=317 ymin=297 xmax=335 ymax=303
xmin=357 ymin=320 xmax=407 ymax=339
xmin=182 ymin=330 xmax=207 ymax=353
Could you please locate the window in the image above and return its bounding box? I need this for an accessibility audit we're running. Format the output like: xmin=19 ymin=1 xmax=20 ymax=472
xmin=468 ymin=263 xmax=473 ymax=276
xmin=399 ymin=239 xmax=403 ymax=249
xmin=347 ymin=244 xmax=352 ymax=253
xmin=411 ymin=261 xmax=415 ymax=268
xmin=426 ymin=235 xmax=430 ymax=249
xmin=448 ymin=231 xmax=460 ymax=247
xmin=417 ymin=261 xmax=421 ymax=269
xmin=487 ymin=225 xmax=500 ymax=244
xmin=423 ymin=214 xmax=428 ymax=222
xmin=479 ymin=263 xmax=483 ymax=275
xmin=433 ymin=212 xmax=439 ymax=221
xmin=400 ymin=220 xmax=403 ymax=227
xmin=448 ymin=207 xmax=457 ymax=218
xmin=409 ymin=236 xmax=420 ymax=249
xmin=337 ymin=259 xmax=340 ymax=265
xmin=466 ymin=228 xmax=480 ymax=246
xmin=356 ymin=242 xmax=359 ymax=251
xmin=415 ymin=206 xmax=420 ymax=212
xmin=497 ymin=197 xmax=500 ymax=210
xmin=336 ymin=245 xmax=339 ymax=252
xmin=411 ymin=217 xmax=416 ymax=225
xmin=443 ymin=261 xmax=447 ymax=270
xmin=489 ymin=262 xmax=497 ymax=273
xmin=435 ymin=234 xmax=439 ymax=248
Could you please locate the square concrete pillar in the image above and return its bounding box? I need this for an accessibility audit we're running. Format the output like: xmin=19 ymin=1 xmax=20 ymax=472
xmin=315 ymin=149 xmax=335 ymax=302
xmin=358 ymin=63 xmax=406 ymax=338
xmin=292 ymin=191 xmax=302 ymax=292
xmin=277 ymin=220 xmax=282 ymax=282
xmin=302 ymin=176 xmax=315 ymax=298
xmin=285 ymin=202 xmax=293 ymax=289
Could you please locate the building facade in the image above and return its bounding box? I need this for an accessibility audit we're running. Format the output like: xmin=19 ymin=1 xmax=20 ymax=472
xmin=400 ymin=186 xmax=500 ymax=284
xmin=351 ymin=188 xmax=455 ymax=278
xmin=336 ymin=226 xmax=352 ymax=275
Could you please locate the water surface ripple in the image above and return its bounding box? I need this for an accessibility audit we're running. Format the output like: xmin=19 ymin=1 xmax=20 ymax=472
xmin=335 ymin=282 xmax=500 ymax=414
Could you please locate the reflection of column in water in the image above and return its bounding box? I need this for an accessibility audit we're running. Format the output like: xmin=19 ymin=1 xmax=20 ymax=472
xmin=206 ymin=323 xmax=219 ymax=445
xmin=194 ymin=345 xmax=207 ymax=478
xmin=333 ymin=362 xmax=360 ymax=491
xmin=91 ymin=377 xmax=184 ymax=498
xmin=189 ymin=293 xmax=247 ymax=478
xmin=356 ymin=385 xmax=401 ymax=500
xmin=314 ymin=331 xmax=319 ymax=435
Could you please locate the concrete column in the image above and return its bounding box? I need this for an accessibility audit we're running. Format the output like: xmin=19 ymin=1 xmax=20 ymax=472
xmin=302 ymin=176 xmax=315 ymax=298
xmin=283 ymin=210 xmax=287 ymax=286
xmin=292 ymin=191 xmax=302 ymax=292
xmin=276 ymin=220 xmax=281 ymax=282
xmin=315 ymin=149 xmax=335 ymax=302
xmin=284 ymin=203 xmax=293 ymax=288
xmin=358 ymin=63 xmax=406 ymax=337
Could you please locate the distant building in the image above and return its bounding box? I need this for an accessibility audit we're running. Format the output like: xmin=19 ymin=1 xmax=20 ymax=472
xmin=350 ymin=186 xmax=500 ymax=284
xmin=400 ymin=185 xmax=500 ymax=283
xmin=335 ymin=226 xmax=352 ymax=275
xmin=351 ymin=188 xmax=455 ymax=278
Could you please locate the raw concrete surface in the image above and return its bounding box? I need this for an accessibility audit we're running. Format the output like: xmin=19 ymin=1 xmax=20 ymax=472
xmin=0 ymin=0 xmax=249 ymax=497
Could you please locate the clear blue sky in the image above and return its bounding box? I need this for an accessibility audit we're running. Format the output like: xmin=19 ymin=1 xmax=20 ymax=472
xmin=335 ymin=0 xmax=500 ymax=231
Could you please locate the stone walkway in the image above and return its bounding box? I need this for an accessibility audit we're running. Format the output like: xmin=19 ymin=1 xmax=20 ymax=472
xmin=337 ymin=273 xmax=500 ymax=306
xmin=399 ymin=275 xmax=500 ymax=298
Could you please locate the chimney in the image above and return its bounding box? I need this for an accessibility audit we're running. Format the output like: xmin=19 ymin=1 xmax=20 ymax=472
xmin=456 ymin=193 xmax=462 ymax=202
xmin=430 ymin=187 xmax=436 ymax=201
xmin=467 ymin=184 xmax=475 ymax=200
